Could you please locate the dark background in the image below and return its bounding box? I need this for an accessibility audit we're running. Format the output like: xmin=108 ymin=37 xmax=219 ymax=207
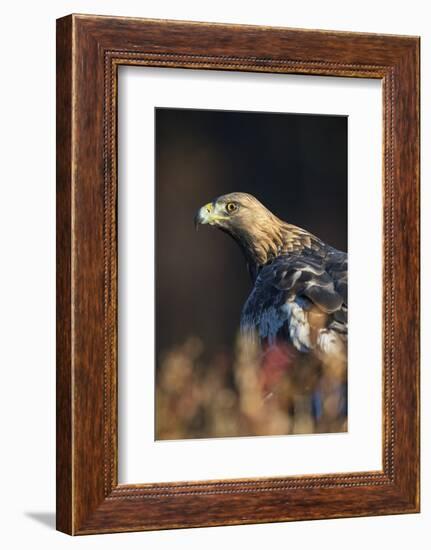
xmin=155 ymin=107 xmax=347 ymax=364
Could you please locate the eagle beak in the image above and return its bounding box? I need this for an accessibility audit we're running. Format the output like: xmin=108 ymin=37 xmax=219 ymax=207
xmin=194 ymin=203 xmax=213 ymax=231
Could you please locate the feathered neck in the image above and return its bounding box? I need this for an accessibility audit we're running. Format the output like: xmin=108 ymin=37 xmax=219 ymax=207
xmin=229 ymin=213 xmax=324 ymax=271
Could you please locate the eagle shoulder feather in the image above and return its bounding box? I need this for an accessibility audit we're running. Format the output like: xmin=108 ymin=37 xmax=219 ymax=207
xmin=240 ymin=248 xmax=347 ymax=357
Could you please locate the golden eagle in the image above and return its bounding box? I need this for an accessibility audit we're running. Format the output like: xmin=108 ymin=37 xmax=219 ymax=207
xmin=194 ymin=192 xmax=347 ymax=366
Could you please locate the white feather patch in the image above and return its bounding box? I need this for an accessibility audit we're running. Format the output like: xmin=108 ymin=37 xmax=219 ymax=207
xmin=281 ymin=301 xmax=311 ymax=352
xmin=317 ymin=329 xmax=344 ymax=356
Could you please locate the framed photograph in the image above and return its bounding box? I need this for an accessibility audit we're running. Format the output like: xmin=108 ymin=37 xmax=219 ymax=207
xmin=56 ymin=14 xmax=420 ymax=534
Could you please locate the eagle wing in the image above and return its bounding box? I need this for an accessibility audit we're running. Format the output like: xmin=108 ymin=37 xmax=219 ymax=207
xmin=240 ymin=249 xmax=347 ymax=357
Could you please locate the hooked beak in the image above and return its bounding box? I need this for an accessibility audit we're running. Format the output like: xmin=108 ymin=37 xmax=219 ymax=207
xmin=194 ymin=202 xmax=214 ymax=231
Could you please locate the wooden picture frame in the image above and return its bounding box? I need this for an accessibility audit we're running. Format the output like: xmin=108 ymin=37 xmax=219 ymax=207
xmin=56 ymin=14 xmax=420 ymax=535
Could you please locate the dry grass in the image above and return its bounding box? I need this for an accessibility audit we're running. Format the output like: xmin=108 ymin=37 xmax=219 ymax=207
xmin=156 ymin=334 xmax=347 ymax=440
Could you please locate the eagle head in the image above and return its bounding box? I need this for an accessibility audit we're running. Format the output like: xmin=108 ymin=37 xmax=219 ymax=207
xmin=195 ymin=192 xmax=320 ymax=268
xmin=195 ymin=192 xmax=294 ymax=266
xmin=194 ymin=192 xmax=270 ymax=231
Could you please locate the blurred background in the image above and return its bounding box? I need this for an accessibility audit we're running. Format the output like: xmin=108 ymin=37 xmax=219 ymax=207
xmin=155 ymin=107 xmax=347 ymax=439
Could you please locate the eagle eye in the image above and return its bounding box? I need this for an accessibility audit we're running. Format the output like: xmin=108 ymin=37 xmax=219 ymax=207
xmin=226 ymin=202 xmax=238 ymax=214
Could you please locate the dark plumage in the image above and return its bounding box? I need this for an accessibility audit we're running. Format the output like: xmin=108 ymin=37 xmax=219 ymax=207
xmin=195 ymin=192 xmax=347 ymax=364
